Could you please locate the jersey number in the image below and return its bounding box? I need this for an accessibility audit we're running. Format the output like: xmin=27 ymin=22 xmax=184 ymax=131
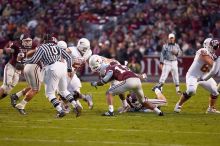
xmin=115 ymin=66 xmax=126 ymax=73
xmin=200 ymin=64 xmax=210 ymax=72
xmin=51 ymin=46 xmax=59 ymax=55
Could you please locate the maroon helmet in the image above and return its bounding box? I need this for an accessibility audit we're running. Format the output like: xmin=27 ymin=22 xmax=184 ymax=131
xmin=20 ymin=33 xmax=32 ymax=49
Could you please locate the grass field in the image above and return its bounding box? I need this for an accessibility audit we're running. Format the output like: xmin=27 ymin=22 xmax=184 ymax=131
xmin=0 ymin=82 xmax=220 ymax=146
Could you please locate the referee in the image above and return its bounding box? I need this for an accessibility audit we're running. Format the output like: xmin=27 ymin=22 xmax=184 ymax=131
xmin=17 ymin=34 xmax=81 ymax=118
xmin=153 ymin=33 xmax=182 ymax=94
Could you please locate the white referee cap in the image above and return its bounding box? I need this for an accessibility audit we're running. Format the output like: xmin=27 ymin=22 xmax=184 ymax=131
xmin=168 ymin=33 xmax=175 ymax=38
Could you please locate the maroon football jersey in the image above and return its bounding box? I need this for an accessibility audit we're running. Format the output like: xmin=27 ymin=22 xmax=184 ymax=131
xmin=105 ymin=64 xmax=138 ymax=81
xmin=9 ymin=41 xmax=37 ymax=67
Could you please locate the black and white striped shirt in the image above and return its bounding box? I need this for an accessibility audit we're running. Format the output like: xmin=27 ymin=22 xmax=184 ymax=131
xmin=23 ymin=43 xmax=72 ymax=72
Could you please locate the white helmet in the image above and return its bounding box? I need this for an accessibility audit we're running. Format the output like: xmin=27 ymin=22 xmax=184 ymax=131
xmin=203 ymin=38 xmax=212 ymax=49
xmin=77 ymin=38 xmax=90 ymax=54
xmin=203 ymin=38 xmax=219 ymax=54
xmin=89 ymin=55 xmax=103 ymax=72
xmin=57 ymin=41 xmax=67 ymax=49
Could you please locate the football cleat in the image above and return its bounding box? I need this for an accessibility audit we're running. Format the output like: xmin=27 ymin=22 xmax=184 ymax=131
xmin=15 ymin=104 xmax=26 ymax=115
xmin=206 ymin=107 xmax=220 ymax=114
xmin=10 ymin=94 xmax=19 ymax=108
xmin=152 ymin=85 xmax=162 ymax=92
xmin=84 ymin=94 xmax=93 ymax=109
xmin=56 ymin=110 xmax=66 ymax=118
xmin=102 ymin=111 xmax=114 ymax=116
xmin=174 ymin=103 xmax=182 ymax=113
xmin=118 ymin=105 xmax=131 ymax=114
xmin=158 ymin=112 xmax=164 ymax=116
xmin=73 ymin=105 xmax=82 ymax=117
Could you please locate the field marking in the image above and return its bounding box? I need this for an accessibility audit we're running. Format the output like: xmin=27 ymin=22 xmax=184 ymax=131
xmin=3 ymin=125 xmax=220 ymax=136
xmin=0 ymin=137 xmax=185 ymax=146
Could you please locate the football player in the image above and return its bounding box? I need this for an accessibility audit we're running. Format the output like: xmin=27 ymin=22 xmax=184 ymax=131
xmin=89 ymin=57 xmax=164 ymax=116
xmin=174 ymin=38 xmax=220 ymax=113
xmin=0 ymin=33 xmax=36 ymax=100
xmin=199 ymin=39 xmax=220 ymax=90
xmin=10 ymin=34 xmax=43 ymax=115
xmin=57 ymin=39 xmax=93 ymax=111
xmin=89 ymin=54 xmax=131 ymax=113
xmin=126 ymin=87 xmax=167 ymax=112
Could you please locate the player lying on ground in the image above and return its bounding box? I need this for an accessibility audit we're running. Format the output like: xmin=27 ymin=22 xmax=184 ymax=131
xmin=125 ymin=87 xmax=167 ymax=112
xmin=89 ymin=57 xmax=164 ymax=116
xmin=174 ymin=38 xmax=220 ymax=114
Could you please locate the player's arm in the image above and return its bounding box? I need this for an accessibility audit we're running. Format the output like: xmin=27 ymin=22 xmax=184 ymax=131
xmin=91 ymin=70 xmax=113 ymax=87
xmin=61 ymin=49 xmax=73 ymax=72
xmin=202 ymin=57 xmax=220 ymax=81
xmin=20 ymin=46 xmax=44 ymax=64
xmin=26 ymin=49 xmax=36 ymax=58
xmin=199 ymin=52 xmax=214 ymax=67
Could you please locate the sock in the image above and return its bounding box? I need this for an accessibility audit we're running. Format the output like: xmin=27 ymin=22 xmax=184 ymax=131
xmin=154 ymin=88 xmax=161 ymax=95
xmin=65 ymin=94 xmax=77 ymax=108
xmin=50 ymin=98 xmax=62 ymax=112
xmin=70 ymin=100 xmax=77 ymax=108
xmin=109 ymin=105 xmax=114 ymax=112
xmin=153 ymin=107 xmax=161 ymax=114
xmin=121 ymin=100 xmax=128 ymax=107
xmin=56 ymin=104 xmax=63 ymax=112
xmin=20 ymin=99 xmax=28 ymax=108
xmin=176 ymin=85 xmax=180 ymax=92
xmin=16 ymin=91 xmax=23 ymax=97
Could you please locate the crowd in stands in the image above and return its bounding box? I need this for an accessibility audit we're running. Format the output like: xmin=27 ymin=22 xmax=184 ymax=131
xmin=0 ymin=0 xmax=220 ymax=75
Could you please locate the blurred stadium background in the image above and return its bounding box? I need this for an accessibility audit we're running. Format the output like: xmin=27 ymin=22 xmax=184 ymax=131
xmin=0 ymin=0 xmax=219 ymax=81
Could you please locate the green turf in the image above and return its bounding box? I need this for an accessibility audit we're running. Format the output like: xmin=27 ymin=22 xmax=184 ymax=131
xmin=0 ymin=82 xmax=220 ymax=146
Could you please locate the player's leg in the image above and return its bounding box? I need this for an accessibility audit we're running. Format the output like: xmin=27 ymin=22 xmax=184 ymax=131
xmin=174 ymin=75 xmax=198 ymax=112
xmin=130 ymin=78 xmax=163 ymax=116
xmin=15 ymin=64 xmax=42 ymax=114
xmin=153 ymin=63 xmax=171 ymax=91
xmin=67 ymin=75 xmax=93 ymax=109
xmin=171 ymin=61 xmax=181 ymax=94
xmin=110 ymin=80 xmax=129 ymax=113
xmin=10 ymin=87 xmax=31 ymax=107
xmin=57 ymin=65 xmax=80 ymax=117
xmin=0 ymin=63 xmax=20 ymax=99
xmin=200 ymin=78 xmax=220 ymax=113
xmin=148 ymin=87 xmax=167 ymax=106
xmin=44 ymin=67 xmax=65 ymax=118
xmin=104 ymin=81 xmax=128 ymax=116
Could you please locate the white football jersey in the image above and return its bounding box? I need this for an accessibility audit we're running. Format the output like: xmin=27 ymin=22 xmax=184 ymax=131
xmin=187 ymin=48 xmax=215 ymax=78
xmin=68 ymin=46 xmax=92 ymax=62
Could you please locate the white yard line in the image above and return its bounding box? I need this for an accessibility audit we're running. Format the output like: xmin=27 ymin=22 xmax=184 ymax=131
xmin=3 ymin=125 xmax=220 ymax=135
xmin=0 ymin=137 xmax=185 ymax=146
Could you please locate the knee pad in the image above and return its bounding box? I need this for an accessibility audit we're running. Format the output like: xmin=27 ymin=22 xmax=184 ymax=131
xmin=186 ymin=86 xmax=196 ymax=96
xmin=183 ymin=92 xmax=192 ymax=99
